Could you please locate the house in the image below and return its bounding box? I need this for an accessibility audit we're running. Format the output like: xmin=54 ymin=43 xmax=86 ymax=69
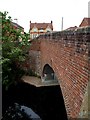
xmin=11 ymin=22 xmax=24 ymax=34
xmin=29 ymin=21 xmax=53 ymax=39
xmin=11 ymin=22 xmax=25 ymax=42
xmin=66 ymin=26 xmax=77 ymax=30
xmin=79 ymin=18 xmax=90 ymax=27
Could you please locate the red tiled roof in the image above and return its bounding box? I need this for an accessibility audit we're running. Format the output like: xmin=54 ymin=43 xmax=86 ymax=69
xmin=11 ymin=22 xmax=24 ymax=29
xmin=79 ymin=18 xmax=90 ymax=27
xmin=30 ymin=22 xmax=53 ymax=30
xmin=66 ymin=26 xmax=77 ymax=30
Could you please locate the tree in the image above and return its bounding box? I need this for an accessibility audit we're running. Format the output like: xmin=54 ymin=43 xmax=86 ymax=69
xmin=0 ymin=11 xmax=30 ymax=90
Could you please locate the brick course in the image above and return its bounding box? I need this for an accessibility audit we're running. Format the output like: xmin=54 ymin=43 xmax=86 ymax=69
xmin=29 ymin=27 xmax=90 ymax=118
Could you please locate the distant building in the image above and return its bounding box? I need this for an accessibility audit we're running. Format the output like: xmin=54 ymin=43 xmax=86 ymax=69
xmin=11 ymin=22 xmax=25 ymax=42
xmin=79 ymin=18 xmax=90 ymax=27
xmin=29 ymin=21 xmax=53 ymax=39
xmin=11 ymin=22 xmax=24 ymax=33
xmin=66 ymin=26 xmax=77 ymax=30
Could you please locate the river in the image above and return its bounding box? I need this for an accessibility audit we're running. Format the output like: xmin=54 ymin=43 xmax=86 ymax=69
xmin=2 ymin=81 xmax=68 ymax=120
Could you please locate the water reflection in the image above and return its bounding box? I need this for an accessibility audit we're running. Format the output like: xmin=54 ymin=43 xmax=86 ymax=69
xmin=2 ymin=82 xmax=68 ymax=120
xmin=2 ymin=103 xmax=41 ymax=120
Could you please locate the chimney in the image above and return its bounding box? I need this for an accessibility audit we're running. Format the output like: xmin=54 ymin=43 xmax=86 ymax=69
xmin=61 ymin=17 xmax=63 ymax=31
xmin=51 ymin=20 xmax=53 ymax=24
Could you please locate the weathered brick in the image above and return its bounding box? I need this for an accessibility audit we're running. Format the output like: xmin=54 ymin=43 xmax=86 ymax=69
xmin=29 ymin=27 xmax=90 ymax=119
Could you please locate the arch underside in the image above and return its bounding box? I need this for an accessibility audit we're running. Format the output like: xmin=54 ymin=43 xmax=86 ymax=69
xmin=41 ymin=64 xmax=68 ymax=119
xmin=42 ymin=64 xmax=58 ymax=83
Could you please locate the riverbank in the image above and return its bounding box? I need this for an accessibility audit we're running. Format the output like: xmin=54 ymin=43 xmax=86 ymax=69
xmin=21 ymin=75 xmax=59 ymax=87
xmin=2 ymin=81 xmax=68 ymax=120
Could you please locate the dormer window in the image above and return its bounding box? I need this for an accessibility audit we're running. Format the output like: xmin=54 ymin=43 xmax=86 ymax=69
xmin=47 ymin=30 xmax=50 ymax=32
xmin=46 ymin=29 xmax=51 ymax=32
xmin=39 ymin=28 xmax=44 ymax=32
xmin=33 ymin=28 xmax=37 ymax=32
xmin=46 ymin=27 xmax=51 ymax=32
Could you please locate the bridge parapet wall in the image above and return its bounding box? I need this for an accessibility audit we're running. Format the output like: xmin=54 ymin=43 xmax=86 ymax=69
xmin=36 ymin=27 xmax=90 ymax=118
xmin=39 ymin=27 xmax=90 ymax=56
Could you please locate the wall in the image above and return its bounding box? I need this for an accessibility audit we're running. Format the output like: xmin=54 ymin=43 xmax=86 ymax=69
xmin=29 ymin=39 xmax=41 ymax=75
xmin=29 ymin=27 xmax=90 ymax=119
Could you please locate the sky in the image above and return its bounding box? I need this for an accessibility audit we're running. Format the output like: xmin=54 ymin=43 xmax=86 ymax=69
xmin=0 ymin=0 xmax=89 ymax=32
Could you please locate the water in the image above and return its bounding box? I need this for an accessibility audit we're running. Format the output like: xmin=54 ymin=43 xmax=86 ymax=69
xmin=2 ymin=82 xmax=68 ymax=120
xmin=2 ymin=103 xmax=41 ymax=120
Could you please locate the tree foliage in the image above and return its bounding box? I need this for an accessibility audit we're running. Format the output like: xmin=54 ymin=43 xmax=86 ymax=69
xmin=1 ymin=11 xmax=30 ymax=89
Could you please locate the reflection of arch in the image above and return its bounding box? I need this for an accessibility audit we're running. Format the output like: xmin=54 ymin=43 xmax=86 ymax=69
xmin=42 ymin=64 xmax=58 ymax=82
xmin=42 ymin=64 xmax=68 ymax=119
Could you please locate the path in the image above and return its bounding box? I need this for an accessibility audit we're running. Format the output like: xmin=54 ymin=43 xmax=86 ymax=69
xmin=21 ymin=76 xmax=59 ymax=87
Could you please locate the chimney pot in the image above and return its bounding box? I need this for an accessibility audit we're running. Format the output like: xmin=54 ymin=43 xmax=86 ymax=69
xmin=51 ymin=20 xmax=53 ymax=24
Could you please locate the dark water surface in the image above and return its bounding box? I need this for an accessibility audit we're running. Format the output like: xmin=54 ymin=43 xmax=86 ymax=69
xmin=2 ymin=82 xmax=68 ymax=120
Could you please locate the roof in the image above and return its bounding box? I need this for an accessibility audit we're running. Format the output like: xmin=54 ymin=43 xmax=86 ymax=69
xmin=79 ymin=18 xmax=90 ymax=27
xmin=30 ymin=21 xmax=53 ymax=30
xmin=66 ymin=26 xmax=77 ymax=30
xmin=11 ymin=22 xmax=24 ymax=29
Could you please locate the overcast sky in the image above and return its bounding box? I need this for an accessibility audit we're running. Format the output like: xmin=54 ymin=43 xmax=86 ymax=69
xmin=0 ymin=0 xmax=89 ymax=32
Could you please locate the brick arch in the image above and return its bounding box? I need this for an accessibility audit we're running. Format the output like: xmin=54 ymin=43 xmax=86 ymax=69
xmin=41 ymin=62 xmax=70 ymax=116
xmin=39 ymin=30 xmax=89 ymax=118
xmin=42 ymin=63 xmax=68 ymax=118
xmin=42 ymin=64 xmax=58 ymax=82
xmin=29 ymin=27 xmax=89 ymax=119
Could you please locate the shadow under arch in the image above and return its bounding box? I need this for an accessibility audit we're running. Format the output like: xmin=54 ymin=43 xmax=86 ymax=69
xmin=41 ymin=64 xmax=68 ymax=119
xmin=42 ymin=64 xmax=58 ymax=82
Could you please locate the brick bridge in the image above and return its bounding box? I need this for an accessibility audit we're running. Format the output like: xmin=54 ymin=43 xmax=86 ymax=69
xmin=28 ymin=27 xmax=90 ymax=119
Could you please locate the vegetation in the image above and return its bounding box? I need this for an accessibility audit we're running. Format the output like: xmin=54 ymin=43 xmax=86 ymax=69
xmin=0 ymin=11 xmax=30 ymax=90
xmin=2 ymin=103 xmax=32 ymax=120
xmin=25 ymin=69 xmax=41 ymax=78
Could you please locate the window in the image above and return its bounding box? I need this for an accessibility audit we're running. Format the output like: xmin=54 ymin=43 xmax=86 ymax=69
xmin=46 ymin=28 xmax=51 ymax=32
xmin=47 ymin=30 xmax=50 ymax=32
xmin=33 ymin=28 xmax=37 ymax=32
xmin=39 ymin=29 xmax=44 ymax=32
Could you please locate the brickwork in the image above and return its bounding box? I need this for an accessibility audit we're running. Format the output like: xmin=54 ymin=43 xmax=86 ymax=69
xmin=29 ymin=39 xmax=41 ymax=51
xmin=29 ymin=27 xmax=90 ymax=119
xmin=29 ymin=50 xmax=41 ymax=75
xmin=28 ymin=39 xmax=41 ymax=75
